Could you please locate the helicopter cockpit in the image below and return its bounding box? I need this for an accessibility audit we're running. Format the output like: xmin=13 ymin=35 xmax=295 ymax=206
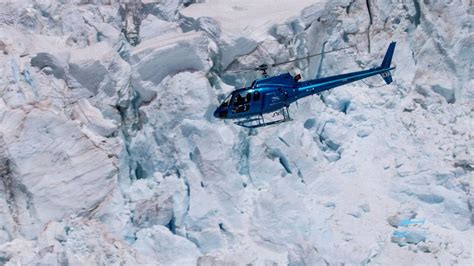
xmin=231 ymin=90 xmax=262 ymax=114
xmin=232 ymin=91 xmax=251 ymax=113
xmin=214 ymin=89 xmax=263 ymax=119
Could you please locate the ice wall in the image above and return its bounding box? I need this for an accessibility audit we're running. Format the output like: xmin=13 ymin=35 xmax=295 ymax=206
xmin=0 ymin=0 xmax=472 ymax=264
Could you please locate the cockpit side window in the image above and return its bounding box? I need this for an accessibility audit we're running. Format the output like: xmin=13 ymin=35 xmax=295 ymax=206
xmin=253 ymin=91 xmax=260 ymax=101
xmin=245 ymin=93 xmax=251 ymax=103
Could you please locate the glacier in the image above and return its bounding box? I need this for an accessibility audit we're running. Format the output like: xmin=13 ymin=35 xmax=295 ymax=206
xmin=0 ymin=0 xmax=472 ymax=265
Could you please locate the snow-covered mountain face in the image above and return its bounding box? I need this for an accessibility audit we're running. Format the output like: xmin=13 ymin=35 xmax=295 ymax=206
xmin=0 ymin=0 xmax=472 ymax=264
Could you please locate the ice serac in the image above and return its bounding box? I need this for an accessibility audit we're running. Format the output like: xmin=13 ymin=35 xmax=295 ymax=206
xmin=180 ymin=0 xmax=321 ymax=70
xmin=130 ymin=31 xmax=212 ymax=103
xmin=125 ymin=71 xmax=217 ymax=180
xmin=0 ymin=218 xmax=153 ymax=265
xmin=134 ymin=225 xmax=201 ymax=265
xmin=72 ymin=98 xmax=118 ymax=137
xmin=0 ymin=108 xmax=117 ymax=238
xmin=67 ymin=41 xmax=132 ymax=103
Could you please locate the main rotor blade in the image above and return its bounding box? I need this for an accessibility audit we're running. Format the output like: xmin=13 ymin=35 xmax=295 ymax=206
xmin=226 ymin=44 xmax=356 ymax=73
xmin=226 ymin=67 xmax=256 ymax=73
xmin=270 ymin=45 xmax=356 ymax=67
xmin=227 ymin=64 xmax=268 ymax=73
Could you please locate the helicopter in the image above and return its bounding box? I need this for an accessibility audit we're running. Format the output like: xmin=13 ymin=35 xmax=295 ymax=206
xmin=213 ymin=42 xmax=396 ymax=128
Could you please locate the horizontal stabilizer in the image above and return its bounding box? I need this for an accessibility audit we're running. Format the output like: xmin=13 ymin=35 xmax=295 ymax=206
xmin=380 ymin=42 xmax=396 ymax=84
xmin=381 ymin=69 xmax=393 ymax=84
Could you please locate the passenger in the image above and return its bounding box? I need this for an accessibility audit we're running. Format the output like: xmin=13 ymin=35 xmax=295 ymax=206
xmin=294 ymin=74 xmax=302 ymax=82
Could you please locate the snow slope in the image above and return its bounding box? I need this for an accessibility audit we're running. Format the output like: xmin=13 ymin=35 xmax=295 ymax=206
xmin=181 ymin=0 xmax=318 ymax=38
xmin=0 ymin=0 xmax=472 ymax=265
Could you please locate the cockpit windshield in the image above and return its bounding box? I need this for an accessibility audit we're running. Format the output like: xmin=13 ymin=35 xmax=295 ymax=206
xmin=221 ymin=94 xmax=232 ymax=107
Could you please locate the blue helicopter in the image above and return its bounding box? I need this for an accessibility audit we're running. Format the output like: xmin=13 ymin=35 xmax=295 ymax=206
xmin=214 ymin=42 xmax=396 ymax=128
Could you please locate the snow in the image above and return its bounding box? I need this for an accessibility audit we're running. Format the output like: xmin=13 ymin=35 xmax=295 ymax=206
xmin=130 ymin=31 xmax=212 ymax=102
xmin=181 ymin=0 xmax=318 ymax=38
xmin=181 ymin=0 xmax=323 ymax=69
xmin=0 ymin=0 xmax=472 ymax=265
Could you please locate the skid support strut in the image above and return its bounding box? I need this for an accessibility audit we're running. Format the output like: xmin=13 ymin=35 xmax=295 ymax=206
xmin=234 ymin=106 xmax=292 ymax=128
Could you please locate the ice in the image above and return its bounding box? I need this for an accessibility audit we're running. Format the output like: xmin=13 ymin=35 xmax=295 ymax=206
xmin=130 ymin=31 xmax=212 ymax=102
xmin=72 ymin=98 xmax=118 ymax=137
xmin=181 ymin=0 xmax=322 ymax=70
xmin=392 ymin=230 xmax=426 ymax=246
xmin=139 ymin=15 xmax=182 ymax=41
xmin=181 ymin=0 xmax=319 ymax=40
xmin=0 ymin=0 xmax=473 ymax=265
xmin=1 ymin=108 xmax=118 ymax=238
xmin=134 ymin=225 xmax=201 ymax=265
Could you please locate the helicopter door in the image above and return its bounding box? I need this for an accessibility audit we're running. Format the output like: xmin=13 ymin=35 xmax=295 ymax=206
xmin=264 ymin=88 xmax=286 ymax=110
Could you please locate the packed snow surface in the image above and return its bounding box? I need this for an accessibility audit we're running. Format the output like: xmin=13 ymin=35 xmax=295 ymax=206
xmin=181 ymin=0 xmax=319 ymax=37
xmin=0 ymin=0 xmax=472 ymax=265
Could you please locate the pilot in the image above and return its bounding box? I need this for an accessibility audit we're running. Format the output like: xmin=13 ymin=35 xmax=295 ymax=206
xmin=235 ymin=94 xmax=243 ymax=105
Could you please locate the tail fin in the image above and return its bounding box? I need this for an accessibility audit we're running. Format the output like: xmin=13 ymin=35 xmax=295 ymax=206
xmin=380 ymin=42 xmax=396 ymax=84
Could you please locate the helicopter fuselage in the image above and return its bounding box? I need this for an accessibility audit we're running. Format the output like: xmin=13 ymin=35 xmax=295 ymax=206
xmin=213 ymin=42 xmax=396 ymax=128
xmin=213 ymin=66 xmax=395 ymax=120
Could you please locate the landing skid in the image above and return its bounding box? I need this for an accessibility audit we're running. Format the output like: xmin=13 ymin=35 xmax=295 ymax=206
xmin=235 ymin=107 xmax=292 ymax=128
